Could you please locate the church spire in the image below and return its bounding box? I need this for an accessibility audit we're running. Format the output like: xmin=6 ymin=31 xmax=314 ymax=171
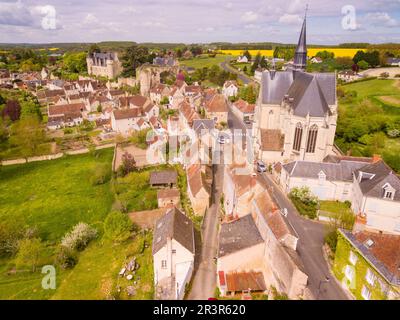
xmin=293 ymin=5 xmax=308 ymax=72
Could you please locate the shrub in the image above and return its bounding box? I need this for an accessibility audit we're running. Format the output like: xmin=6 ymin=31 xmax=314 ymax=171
xmin=55 ymin=246 xmax=78 ymax=269
xmin=90 ymin=163 xmax=111 ymax=185
xmin=15 ymin=238 xmax=46 ymax=272
xmin=63 ymin=127 xmax=73 ymax=134
xmin=0 ymin=220 xmax=25 ymax=257
xmin=61 ymin=223 xmax=97 ymax=251
xmin=289 ymin=187 xmax=319 ymax=219
xmin=104 ymin=211 xmax=134 ymax=243
xmin=325 ymin=230 xmax=338 ymax=252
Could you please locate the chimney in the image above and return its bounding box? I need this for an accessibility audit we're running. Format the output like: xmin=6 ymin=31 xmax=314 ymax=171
xmin=372 ymin=154 xmax=381 ymax=163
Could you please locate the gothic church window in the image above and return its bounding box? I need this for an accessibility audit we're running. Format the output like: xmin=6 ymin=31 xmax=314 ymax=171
xmin=293 ymin=123 xmax=303 ymax=152
xmin=306 ymin=125 xmax=318 ymax=153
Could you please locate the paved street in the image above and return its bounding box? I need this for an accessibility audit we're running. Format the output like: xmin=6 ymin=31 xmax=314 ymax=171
xmin=187 ymin=156 xmax=224 ymax=300
xmin=220 ymin=59 xmax=254 ymax=85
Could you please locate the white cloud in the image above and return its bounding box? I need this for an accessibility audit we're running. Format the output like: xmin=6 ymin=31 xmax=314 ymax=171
xmin=224 ymin=2 xmax=233 ymax=10
xmin=241 ymin=11 xmax=258 ymax=22
xmin=83 ymin=13 xmax=98 ymax=25
xmin=365 ymin=12 xmax=399 ymax=27
xmin=279 ymin=13 xmax=302 ymax=25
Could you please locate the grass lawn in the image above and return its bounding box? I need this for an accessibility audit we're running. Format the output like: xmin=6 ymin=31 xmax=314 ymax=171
xmin=319 ymin=201 xmax=352 ymax=215
xmin=179 ymin=54 xmax=229 ymax=70
xmin=0 ymin=149 xmax=115 ymax=242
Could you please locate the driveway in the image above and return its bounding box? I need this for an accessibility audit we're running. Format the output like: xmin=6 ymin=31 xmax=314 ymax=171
xmin=187 ymin=156 xmax=224 ymax=300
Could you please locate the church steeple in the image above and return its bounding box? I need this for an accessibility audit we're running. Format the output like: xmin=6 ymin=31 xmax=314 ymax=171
xmin=293 ymin=6 xmax=308 ymax=72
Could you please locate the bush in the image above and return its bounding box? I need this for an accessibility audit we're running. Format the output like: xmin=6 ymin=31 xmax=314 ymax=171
xmin=325 ymin=230 xmax=338 ymax=252
xmin=104 ymin=211 xmax=134 ymax=243
xmin=61 ymin=223 xmax=97 ymax=251
xmin=15 ymin=237 xmax=46 ymax=272
xmin=90 ymin=163 xmax=111 ymax=185
xmin=63 ymin=128 xmax=73 ymax=134
xmin=289 ymin=187 xmax=319 ymax=219
xmin=55 ymin=246 xmax=78 ymax=269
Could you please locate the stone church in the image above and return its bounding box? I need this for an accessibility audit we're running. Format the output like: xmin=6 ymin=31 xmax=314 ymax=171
xmin=252 ymin=16 xmax=337 ymax=164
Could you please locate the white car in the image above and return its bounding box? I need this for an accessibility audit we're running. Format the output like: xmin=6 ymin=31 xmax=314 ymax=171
xmin=257 ymin=160 xmax=267 ymax=173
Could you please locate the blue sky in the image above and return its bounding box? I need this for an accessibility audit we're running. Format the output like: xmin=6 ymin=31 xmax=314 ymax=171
xmin=0 ymin=0 xmax=400 ymax=44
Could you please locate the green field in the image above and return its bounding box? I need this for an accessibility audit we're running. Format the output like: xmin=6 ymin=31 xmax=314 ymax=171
xmin=0 ymin=149 xmax=157 ymax=299
xmin=336 ymin=79 xmax=400 ymax=171
xmin=179 ymin=54 xmax=229 ymax=69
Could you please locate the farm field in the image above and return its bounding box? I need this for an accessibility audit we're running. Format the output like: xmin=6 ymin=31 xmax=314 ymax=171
xmin=336 ymin=78 xmax=400 ymax=171
xmin=179 ymin=54 xmax=230 ymax=69
xmin=218 ymin=48 xmax=365 ymax=58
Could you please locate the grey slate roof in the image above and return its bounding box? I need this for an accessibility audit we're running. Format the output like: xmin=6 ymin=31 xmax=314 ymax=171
xmin=152 ymin=207 xmax=195 ymax=255
xmin=218 ymin=215 xmax=264 ymax=258
xmin=192 ymin=119 xmax=215 ymax=135
xmin=261 ymin=70 xmax=336 ymax=117
xmin=282 ymin=160 xmax=367 ymax=182
xmin=354 ymin=160 xmax=400 ymax=201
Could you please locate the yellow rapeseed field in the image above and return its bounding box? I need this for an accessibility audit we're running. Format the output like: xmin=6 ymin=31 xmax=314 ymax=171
xmin=218 ymin=48 xmax=365 ymax=58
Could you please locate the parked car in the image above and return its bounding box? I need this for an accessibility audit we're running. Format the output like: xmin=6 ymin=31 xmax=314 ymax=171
xmin=257 ymin=160 xmax=267 ymax=173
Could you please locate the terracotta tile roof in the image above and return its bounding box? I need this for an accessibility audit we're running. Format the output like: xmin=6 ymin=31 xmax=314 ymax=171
xmin=150 ymin=83 xmax=166 ymax=94
xmin=223 ymin=80 xmax=238 ymax=88
xmin=185 ymin=85 xmax=202 ymax=94
xmin=113 ymin=108 xmax=142 ymax=120
xmin=48 ymin=103 xmax=84 ymax=116
xmin=143 ymin=102 xmax=155 ymax=113
xmin=231 ymin=173 xmax=256 ymax=197
xmin=260 ymin=129 xmax=284 ymax=152
xmin=225 ymin=271 xmax=266 ymax=292
xmin=180 ymin=101 xmax=200 ymax=124
xmin=233 ymin=99 xmax=255 ymax=114
xmin=157 ymin=188 xmax=180 ymax=199
xmin=129 ymin=95 xmax=148 ymax=108
xmin=108 ymin=89 xmax=125 ymax=96
xmin=341 ymin=230 xmax=400 ymax=286
xmin=205 ymin=94 xmax=228 ymax=113
xmin=187 ymin=164 xmax=208 ymax=197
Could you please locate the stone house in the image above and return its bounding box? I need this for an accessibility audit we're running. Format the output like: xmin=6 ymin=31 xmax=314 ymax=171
xmin=186 ymin=164 xmax=210 ymax=216
xmin=157 ymin=189 xmax=181 ymax=208
xmin=204 ymin=94 xmax=228 ymax=124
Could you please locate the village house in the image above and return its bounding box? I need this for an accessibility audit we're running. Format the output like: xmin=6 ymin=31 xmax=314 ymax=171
xmin=86 ymin=52 xmax=123 ymax=79
xmin=111 ymin=108 xmax=143 ymax=135
xmin=157 ymin=189 xmax=181 ymax=208
xmin=237 ymin=56 xmax=249 ymax=63
xmin=178 ymin=100 xmax=200 ymax=132
xmin=217 ymin=214 xmax=266 ymax=297
xmin=204 ymin=94 xmax=228 ymax=125
xmin=310 ymin=57 xmax=323 ymax=64
xmin=150 ymin=170 xmax=178 ymax=188
xmin=169 ymin=86 xmax=185 ymax=109
xmin=150 ymin=83 xmax=171 ymax=105
xmin=222 ymin=81 xmax=239 ymax=99
xmin=47 ymin=103 xmax=85 ymax=129
xmin=186 ymin=164 xmax=210 ymax=216
xmin=351 ymin=158 xmax=400 ymax=236
xmin=223 ymin=166 xmax=264 ymax=218
xmin=279 ymin=157 xmax=372 ymax=202
xmin=231 ymin=99 xmax=255 ymax=123
xmin=387 ymin=58 xmax=400 ymax=67
xmin=152 ymin=207 xmax=195 ymax=300
xmin=251 ymin=191 xmax=308 ymax=299
xmin=107 ymin=89 xmax=125 ymax=101
xmin=333 ymin=229 xmax=400 ymax=300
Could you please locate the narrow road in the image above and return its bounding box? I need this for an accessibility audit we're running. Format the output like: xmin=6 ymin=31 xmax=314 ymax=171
xmin=228 ymin=108 xmax=348 ymax=300
xmin=187 ymin=156 xmax=223 ymax=300
xmin=220 ymin=58 xmax=254 ymax=85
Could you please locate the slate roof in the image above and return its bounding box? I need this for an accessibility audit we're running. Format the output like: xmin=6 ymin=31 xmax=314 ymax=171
xmin=282 ymin=160 xmax=367 ymax=182
xmin=218 ymin=214 xmax=264 ymax=258
xmin=261 ymin=70 xmax=336 ymax=117
xmin=152 ymin=207 xmax=195 ymax=255
xmin=192 ymin=119 xmax=215 ymax=135
xmin=354 ymin=160 xmax=400 ymax=201
xmin=340 ymin=229 xmax=400 ymax=286
xmin=150 ymin=170 xmax=177 ymax=185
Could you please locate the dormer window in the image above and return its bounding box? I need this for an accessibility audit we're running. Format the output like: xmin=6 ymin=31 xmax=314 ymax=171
xmin=382 ymin=183 xmax=395 ymax=200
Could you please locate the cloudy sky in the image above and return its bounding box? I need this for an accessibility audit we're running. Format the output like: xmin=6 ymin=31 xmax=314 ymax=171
xmin=1 ymin=0 xmax=400 ymax=44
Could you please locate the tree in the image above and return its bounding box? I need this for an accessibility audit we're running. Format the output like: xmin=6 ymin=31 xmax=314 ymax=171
xmin=2 ymin=100 xmax=21 ymax=121
xmin=88 ymin=43 xmax=101 ymax=56
xmin=121 ymin=45 xmax=151 ymax=77
xmin=335 ymin=57 xmax=354 ymax=70
xmin=63 ymin=52 xmax=87 ymax=74
xmin=104 ymin=211 xmax=134 ymax=243
xmin=316 ymin=50 xmax=335 ymax=60
xmin=61 ymin=223 xmax=97 ymax=251
xmin=0 ymin=94 xmax=5 ymax=105
xmin=90 ymin=163 xmax=111 ymax=185
xmin=9 ymin=116 xmax=45 ymax=158
xmin=243 ymin=50 xmax=252 ymax=61
xmin=15 ymin=238 xmax=46 ymax=272
xmin=357 ymin=60 xmax=369 ymax=70
xmin=0 ymin=219 xmax=25 ymax=257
